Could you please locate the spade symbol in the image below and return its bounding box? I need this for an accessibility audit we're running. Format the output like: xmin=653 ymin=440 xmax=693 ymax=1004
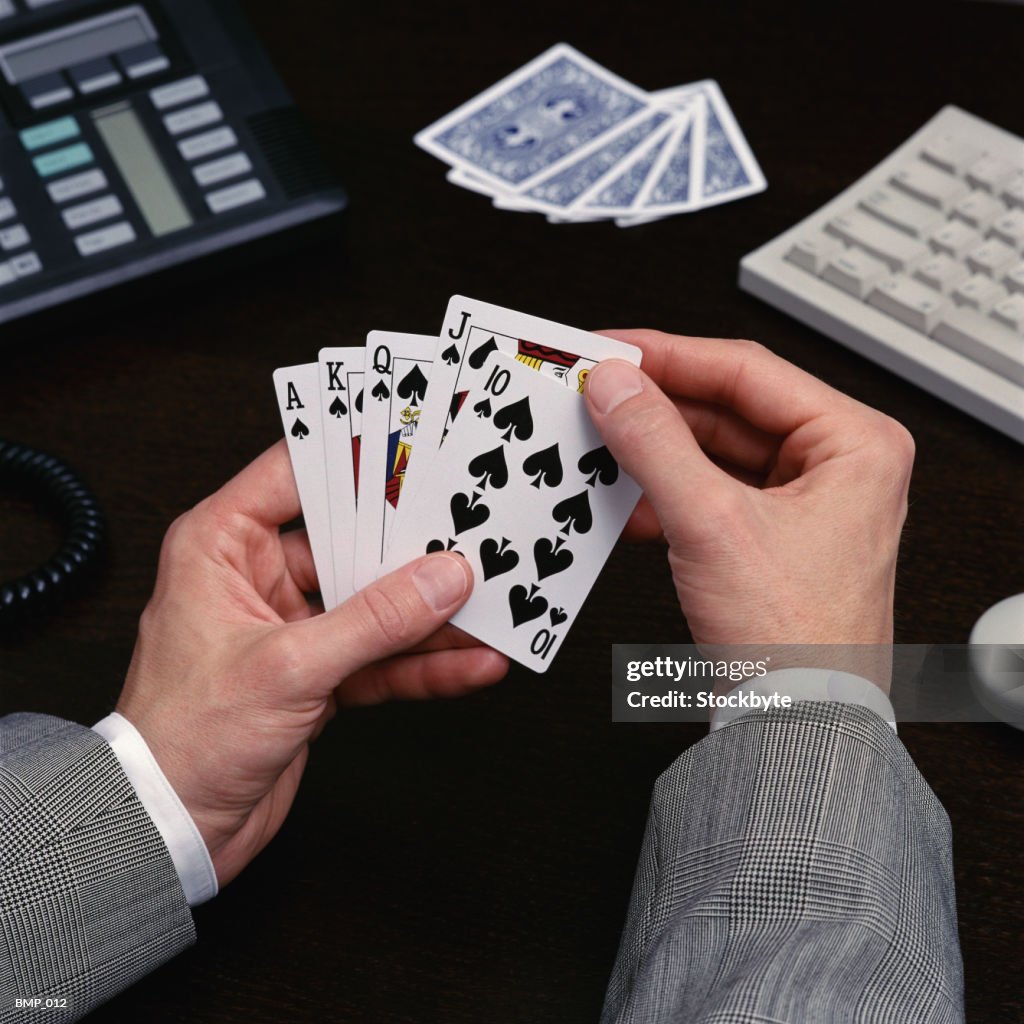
xmin=473 ymin=398 xmax=492 ymax=418
xmin=508 ymin=583 xmax=548 ymax=628
xmin=329 ymin=396 xmax=347 ymax=418
xmin=468 ymin=445 xmax=509 ymax=490
xmin=371 ymin=380 xmax=390 ymax=401
xmin=550 ymin=607 xmax=568 ymax=626
xmin=534 ymin=536 xmax=573 ymax=579
xmin=450 ymin=491 xmax=490 ymax=534
xmin=397 ymin=364 xmax=429 ymax=407
xmin=522 ymin=443 xmax=563 ymax=489
xmin=578 ymin=445 xmax=619 ymax=487
xmin=427 ymin=538 xmax=462 ymax=554
xmin=355 ymin=388 xmax=364 ymax=413
xmin=493 ymin=396 xmax=534 ymax=443
xmin=552 ymin=490 xmax=593 ymax=536
xmin=468 ymin=336 xmax=499 ymax=369
xmin=479 ymin=537 xmax=519 ymax=580
xmin=441 ymin=343 xmax=460 ymax=365
xmin=291 ymin=418 xmax=310 ymax=440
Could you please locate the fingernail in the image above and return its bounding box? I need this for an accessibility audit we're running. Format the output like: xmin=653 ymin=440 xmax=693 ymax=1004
xmin=588 ymin=360 xmax=643 ymax=414
xmin=413 ymin=555 xmax=470 ymax=611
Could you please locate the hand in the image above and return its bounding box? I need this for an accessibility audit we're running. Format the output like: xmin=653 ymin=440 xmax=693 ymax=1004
xmin=585 ymin=332 xmax=915 ymax=681
xmin=116 ymin=441 xmax=508 ymax=886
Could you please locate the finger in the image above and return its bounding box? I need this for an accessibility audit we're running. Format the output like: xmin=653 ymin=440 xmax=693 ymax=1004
xmin=406 ymin=622 xmax=492 ymax=654
xmin=270 ymin=553 xmax=475 ymax=697
xmin=585 ymin=359 xmax=737 ymax=547
xmin=621 ymin=496 xmax=664 ymax=543
xmin=595 ymin=329 xmax=856 ymax=435
xmin=673 ymin=396 xmax=781 ymax=475
xmin=280 ymin=528 xmax=318 ymax=593
xmin=337 ymin=646 xmax=509 ymax=706
xmin=206 ymin=439 xmax=302 ymax=527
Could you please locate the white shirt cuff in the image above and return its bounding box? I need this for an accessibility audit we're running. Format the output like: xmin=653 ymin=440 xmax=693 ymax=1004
xmin=92 ymin=712 xmax=218 ymax=906
xmin=708 ymin=668 xmax=898 ymax=734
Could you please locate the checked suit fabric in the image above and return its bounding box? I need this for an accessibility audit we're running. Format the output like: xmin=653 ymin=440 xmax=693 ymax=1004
xmin=0 ymin=714 xmax=194 ymax=1022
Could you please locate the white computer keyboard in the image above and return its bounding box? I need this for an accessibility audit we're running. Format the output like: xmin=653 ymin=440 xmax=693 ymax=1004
xmin=739 ymin=106 xmax=1024 ymax=443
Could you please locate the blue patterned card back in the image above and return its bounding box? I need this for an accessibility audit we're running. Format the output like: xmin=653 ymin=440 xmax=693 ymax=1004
xmin=420 ymin=46 xmax=648 ymax=188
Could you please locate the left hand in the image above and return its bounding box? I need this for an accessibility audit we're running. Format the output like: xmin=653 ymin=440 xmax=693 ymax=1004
xmin=116 ymin=441 xmax=508 ymax=886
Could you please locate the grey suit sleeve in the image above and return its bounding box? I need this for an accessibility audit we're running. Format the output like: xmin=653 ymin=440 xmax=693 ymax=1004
xmin=0 ymin=713 xmax=196 ymax=1022
xmin=602 ymin=702 xmax=964 ymax=1024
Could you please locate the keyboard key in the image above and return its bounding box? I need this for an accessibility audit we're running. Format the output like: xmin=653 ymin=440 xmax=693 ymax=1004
xmin=868 ymin=275 xmax=946 ymax=333
xmin=0 ymin=198 xmax=15 ymax=223
xmin=33 ymin=143 xmax=94 ymax=178
xmin=20 ymin=116 xmax=79 ymax=151
xmin=0 ymin=0 xmax=15 ymax=17
xmin=74 ymin=221 xmax=136 ymax=256
xmin=10 ymin=251 xmax=42 ymax=277
xmin=47 ymin=169 xmax=108 ymax=203
xmin=205 ymin=179 xmax=266 ymax=213
xmin=62 ymin=195 xmax=123 ymax=230
xmin=785 ymin=233 xmax=841 ymax=274
xmin=0 ymin=262 xmax=15 ymax=287
xmin=990 ymin=293 xmax=1024 ymax=332
xmin=826 ymin=210 xmax=926 ymax=271
xmin=69 ymin=57 xmax=121 ymax=95
xmin=1001 ymin=172 xmax=1024 ymax=209
xmin=965 ymin=238 xmax=1017 ymax=277
xmin=928 ymin=220 xmax=981 ymax=259
xmin=1002 ymin=262 xmax=1024 ymax=295
xmin=952 ymin=190 xmax=1004 ymax=231
xmin=988 ymin=210 xmax=1024 ymax=250
xmin=932 ymin=307 xmax=1024 ymax=385
xmin=119 ymin=42 xmax=170 ymax=79
xmin=193 ymin=152 xmax=252 ymax=187
xmin=164 ymin=101 xmax=222 ymax=136
xmin=953 ymin=273 xmax=1006 ymax=312
xmin=890 ymin=160 xmax=969 ymax=211
xmin=913 ymin=253 xmax=969 ymax=294
xmin=178 ymin=126 xmax=237 ymax=161
xmin=22 ymin=72 xmax=73 ymax=110
xmin=921 ymin=133 xmax=980 ymax=175
xmin=150 ymin=76 xmax=209 ymax=110
xmin=821 ymin=248 xmax=889 ymax=299
xmin=0 ymin=225 xmax=30 ymax=251
xmin=966 ymin=154 xmax=1016 ymax=193
xmin=857 ymin=187 xmax=941 ymax=238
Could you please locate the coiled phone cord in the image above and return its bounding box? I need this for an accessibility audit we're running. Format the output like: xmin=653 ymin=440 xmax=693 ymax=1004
xmin=0 ymin=441 xmax=106 ymax=630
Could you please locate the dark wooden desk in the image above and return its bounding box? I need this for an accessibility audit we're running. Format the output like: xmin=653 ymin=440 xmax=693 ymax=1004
xmin=2 ymin=1 xmax=1021 ymax=1019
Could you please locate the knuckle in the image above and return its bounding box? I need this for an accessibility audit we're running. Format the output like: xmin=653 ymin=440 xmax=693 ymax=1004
xmin=357 ymin=586 xmax=410 ymax=647
xmin=733 ymin=337 xmax=768 ymax=356
xmin=868 ymin=414 xmax=916 ymax=477
xmin=261 ymin=631 xmax=307 ymax=687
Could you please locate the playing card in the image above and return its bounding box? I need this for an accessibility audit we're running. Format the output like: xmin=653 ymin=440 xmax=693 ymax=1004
xmin=273 ymin=364 xmax=337 ymax=608
xmin=617 ymin=81 xmax=765 ymax=225
xmin=503 ymin=85 xmax=704 ymax=221
xmin=570 ymin=117 xmax=680 ymax=219
xmin=414 ymin=43 xmax=652 ymax=196
xmin=352 ymin=332 xmax=437 ymax=589
xmin=383 ymin=355 xmax=641 ymax=672
xmin=612 ymin=97 xmax=706 ymax=225
xmin=395 ymin=296 xmax=641 ymax=533
xmin=318 ymin=347 xmax=363 ymax=605
xmin=490 ymin=106 xmax=675 ymax=217
xmin=697 ymin=80 xmax=766 ymax=206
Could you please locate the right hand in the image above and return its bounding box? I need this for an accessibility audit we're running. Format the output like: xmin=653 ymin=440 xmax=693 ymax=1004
xmin=584 ymin=332 xmax=915 ymax=664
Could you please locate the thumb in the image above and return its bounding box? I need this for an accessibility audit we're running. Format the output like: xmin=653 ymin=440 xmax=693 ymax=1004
xmin=585 ymin=359 xmax=731 ymax=546
xmin=282 ymin=553 xmax=473 ymax=692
